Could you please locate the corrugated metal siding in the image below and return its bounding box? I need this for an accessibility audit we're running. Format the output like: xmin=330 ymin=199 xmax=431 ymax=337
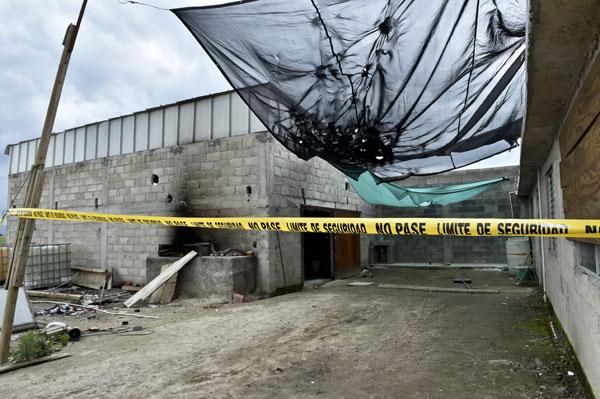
xmin=212 ymin=93 xmax=230 ymax=138
xmin=122 ymin=116 xmax=135 ymax=154
xmin=108 ymin=119 xmax=121 ymax=157
xmin=85 ymin=125 xmax=97 ymax=160
xmin=6 ymin=91 xmax=267 ymax=174
xmin=163 ymin=105 xmax=178 ymax=147
xmin=195 ymin=98 xmax=212 ymax=141
xmin=97 ymin=121 xmax=109 ymax=158
xmin=134 ymin=112 xmax=149 ymax=152
xmin=53 ymin=132 xmax=64 ymax=167
xmin=179 ymin=102 xmax=194 ymax=144
xmin=74 ymin=127 xmax=86 ymax=163
xmin=64 ymin=130 xmax=75 ymax=164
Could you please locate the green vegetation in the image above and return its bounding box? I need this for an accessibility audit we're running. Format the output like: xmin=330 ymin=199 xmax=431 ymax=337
xmin=9 ymin=330 xmax=68 ymax=363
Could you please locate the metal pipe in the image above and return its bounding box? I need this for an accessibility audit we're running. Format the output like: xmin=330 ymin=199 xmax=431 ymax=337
xmin=537 ymin=169 xmax=547 ymax=302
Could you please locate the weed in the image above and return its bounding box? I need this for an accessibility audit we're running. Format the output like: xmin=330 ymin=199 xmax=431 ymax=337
xmin=10 ymin=330 xmax=61 ymax=362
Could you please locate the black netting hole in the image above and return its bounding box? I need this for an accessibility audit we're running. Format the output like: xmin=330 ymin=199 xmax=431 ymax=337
xmin=379 ymin=17 xmax=393 ymax=35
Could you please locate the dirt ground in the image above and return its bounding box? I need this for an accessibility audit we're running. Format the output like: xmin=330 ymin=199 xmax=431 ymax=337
xmin=1 ymin=267 xmax=589 ymax=399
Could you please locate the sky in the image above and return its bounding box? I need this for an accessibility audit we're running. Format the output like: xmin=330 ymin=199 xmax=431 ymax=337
xmin=0 ymin=0 xmax=520 ymax=217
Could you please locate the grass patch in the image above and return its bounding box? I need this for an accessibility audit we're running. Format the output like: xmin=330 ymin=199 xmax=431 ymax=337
xmin=517 ymin=317 xmax=550 ymax=337
xmin=10 ymin=330 xmax=68 ymax=363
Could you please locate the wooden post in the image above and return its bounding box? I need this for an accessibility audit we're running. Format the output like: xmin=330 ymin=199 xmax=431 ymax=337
xmin=0 ymin=0 xmax=87 ymax=364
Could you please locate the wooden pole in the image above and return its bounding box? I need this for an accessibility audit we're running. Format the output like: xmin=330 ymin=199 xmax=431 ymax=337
xmin=0 ymin=0 xmax=87 ymax=364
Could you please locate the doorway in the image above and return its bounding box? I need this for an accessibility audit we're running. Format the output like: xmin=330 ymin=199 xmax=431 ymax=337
xmin=302 ymin=207 xmax=361 ymax=280
xmin=302 ymin=208 xmax=332 ymax=280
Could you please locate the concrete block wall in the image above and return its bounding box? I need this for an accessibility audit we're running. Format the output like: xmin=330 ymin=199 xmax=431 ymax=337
xmin=8 ymin=133 xmax=271 ymax=290
xmin=266 ymin=138 xmax=376 ymax=292
xmin=530 ymin=139 xmax=600 ymax=395
xmin=375 ymin=166 xmax=521 ymax=265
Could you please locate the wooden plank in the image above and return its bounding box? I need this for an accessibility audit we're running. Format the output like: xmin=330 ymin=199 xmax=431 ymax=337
xmin=71 ymin=266 xmax=107 ymax=290
xmin=0 ymin=3 xmax=89 ymax=363
xmin=124 ymin=251 xmax=196 ymax=308
xmin=561 ymin=118 xmax=600 ymax=218
xmin=26 ymin=290 xmax=82 ymax=302
xmin=0 ymin=352 xmax=71 ymax=374
xmin=560 ymin=53 xmax=600 ymax=156
xmin=560 ymin=117 xmax=600 ymax=190
xmin=148 ymin=265 xmax=178 ymax=305
xmin=378 ymin=283 xmax=499 ymax=294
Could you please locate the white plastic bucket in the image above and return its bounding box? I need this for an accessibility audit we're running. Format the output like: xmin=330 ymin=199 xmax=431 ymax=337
xmin=506 ymin=237 xmax=532 ymax=275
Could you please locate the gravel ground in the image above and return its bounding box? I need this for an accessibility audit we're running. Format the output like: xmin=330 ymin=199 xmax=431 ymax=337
xmin=0 ymin=267 xmax=588 ymax=399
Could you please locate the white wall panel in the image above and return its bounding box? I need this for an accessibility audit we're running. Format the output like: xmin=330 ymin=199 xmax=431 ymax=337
xmin=85 ymin=124 xmax=97 ymax=160
xmin=108 ymin=118 xmax=122 ymax=156
xmin=74 ymin=127 xmax=86 ymax=162
xmin=179 ymin=102 xmax=194 ymax=144
xmin=213 ymin=93 xmax=230 ymax=138
xmin=250 ymin=110 xmax=265 ymax=133
xmin=163 ymin=105 xmax=178 ymax=147
xmin=6 ymin=91 xmax=263 ymax=174
xmin=149 ymin=109 xmax=163 ymax=149
xmin=64 ymin=130 xmax=75 ymax=164
xmin=53 ymin=132 xmax=65 ymax=166
xmin=46 ymin=135 xmax=55 ymax=168
xmin=121 ymin=115 xmax=134 ymax=154
xmin=134 ymin=112 xmax=149 ymax=151
xmin=18 ymin=142 xmax=28 ymax=172
xmin=97 ymin=121 xmax=109 ymax=158
xmin=26 ymin=140 xmax=37 ymax=170
xmin=9 ymin=145 xmax=18 ymax=174
xmin=231 ymin=94 xmax=249 ymax=136
xmin=194 ymin=99 xmax=212 ymax=141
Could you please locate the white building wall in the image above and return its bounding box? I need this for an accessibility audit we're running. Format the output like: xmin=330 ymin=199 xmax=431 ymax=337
xmin=6 ymin=91 xmax=266 ymax=175
xmin=530 ymin=138 xmax=600 ymax=396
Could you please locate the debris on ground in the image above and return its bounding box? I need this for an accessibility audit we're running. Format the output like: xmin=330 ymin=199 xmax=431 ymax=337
xmin=30 ymin=300 xmax=159 ymax=320
xmin=233 ymin=293 xmax=245 ymax=303
xmin=360 ymin=268 xmax=373 ymax=278
xmin=125 ymin=251 xmax=197 ymax=308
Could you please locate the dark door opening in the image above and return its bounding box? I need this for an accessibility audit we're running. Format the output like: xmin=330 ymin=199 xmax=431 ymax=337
xmin=303 ymin=208 xmax=332 ymax=280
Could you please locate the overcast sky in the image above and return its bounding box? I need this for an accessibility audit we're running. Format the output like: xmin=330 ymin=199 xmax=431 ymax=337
xmin=0 ymin=0 xmax=519 ymax=219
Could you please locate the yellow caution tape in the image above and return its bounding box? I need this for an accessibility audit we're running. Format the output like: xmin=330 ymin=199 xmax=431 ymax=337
xmin=7 ymin=208 xmax=600 ymax=238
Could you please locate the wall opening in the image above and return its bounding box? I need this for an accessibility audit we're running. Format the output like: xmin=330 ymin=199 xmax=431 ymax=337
xmin=151 ymin=174 xmax=159 ymax=185
xmin=302 ymin=208 xmax=332 ymax=280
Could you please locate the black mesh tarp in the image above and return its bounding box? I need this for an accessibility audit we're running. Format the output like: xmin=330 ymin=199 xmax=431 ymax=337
xmin=173 ymin=0 xmax=525 ymax=179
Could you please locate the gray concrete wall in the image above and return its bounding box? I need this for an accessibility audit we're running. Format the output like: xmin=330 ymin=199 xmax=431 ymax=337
xmin=373 ymin=166 xmax=521 ymax=266
xmin=8 ymin=133 xmax=271 ymax=291
xmin=7 ymin=132 xmax=376 ymax=296
xmin=265 ymin=138 xmax=376 ymax=293
xmin=530 ymin=138 xmax=600 ymax=397
xmin=146 ymin=255 xmax=257 ymax=304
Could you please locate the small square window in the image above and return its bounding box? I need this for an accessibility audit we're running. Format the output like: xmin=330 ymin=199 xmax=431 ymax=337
xmin=578 ymin=242 xmax=598 ymax=274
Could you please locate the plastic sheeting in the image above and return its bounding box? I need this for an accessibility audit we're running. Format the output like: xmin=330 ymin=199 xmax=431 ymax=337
xmin=174 ymin=0 xmax=525 ymax=179
xmin=348 ymin=172 xmax=507 ymax=207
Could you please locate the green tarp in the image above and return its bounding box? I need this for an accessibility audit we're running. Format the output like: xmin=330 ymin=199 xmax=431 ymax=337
xmin=348 ymin=172 xmax=507 ymax=207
